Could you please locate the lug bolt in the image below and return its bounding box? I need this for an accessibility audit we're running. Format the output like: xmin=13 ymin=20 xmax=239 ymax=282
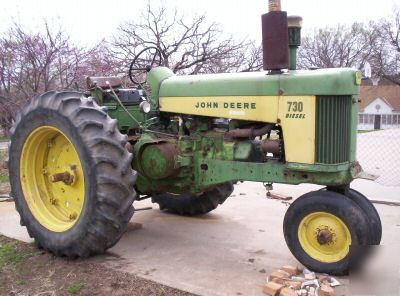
xmin=69 ymin=212 xmax=77 ymax=220
xmin=50 ymin=171 xmax=73 ymax=185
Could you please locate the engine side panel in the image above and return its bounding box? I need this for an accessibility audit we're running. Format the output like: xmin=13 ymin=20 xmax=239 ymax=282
xmin=159 ymin=95 xmax=316 ymax=164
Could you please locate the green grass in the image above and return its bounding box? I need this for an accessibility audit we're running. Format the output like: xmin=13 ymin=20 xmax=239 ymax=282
xmin=0 ymin=239 xmax=41 ymax=269
xmin=17 ymin=279 xmax=26 ymax=285
xmin=67 ymin=281 xmax=84 ymax=295
xmin=0 ymin=242 xmax=25 ymax=268
xmin=0 ymin=175 xmax=9 ymax=183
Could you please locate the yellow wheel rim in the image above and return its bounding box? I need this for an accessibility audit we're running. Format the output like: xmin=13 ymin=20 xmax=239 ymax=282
xmin=20 ymin=126 xmax=85 ymax=232
xmin=298 ymin=212 xmax=352 ymax=263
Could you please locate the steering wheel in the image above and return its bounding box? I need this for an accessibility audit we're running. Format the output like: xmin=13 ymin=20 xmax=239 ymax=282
xmin=129 ymin=47 xmax=162 ymax=85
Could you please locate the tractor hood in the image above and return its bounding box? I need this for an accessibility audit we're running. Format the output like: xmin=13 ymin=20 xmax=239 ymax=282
xmin=147 ymin=67 xmax=360 ymax=98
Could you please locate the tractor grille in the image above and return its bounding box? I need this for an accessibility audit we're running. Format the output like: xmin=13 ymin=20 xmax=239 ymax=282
xmin=316 ymin=95 xmax=352 ymax=164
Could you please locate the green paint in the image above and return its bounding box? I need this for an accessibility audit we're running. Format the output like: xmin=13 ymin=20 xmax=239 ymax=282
xmin=148 ymin=67 xmax=359 ymax=97
xmin=105 ymin=103 xmax=148 ymax=130
xmin=147 ymin=67 xmax=174 ymax=108
xmin=288 ymin=47 xmax=297 ymax=71
xmin=195 ymin=159 xmax=352 ymax=190
xmin=288 ymin=26 xmax=301 ymax=70
xmin=315 ymin=95 xmax=352 ymax=164
xmin=234 ymin=142 xmax=254 ymax=161
xmin=349 ymin=95 xmax=359 ymax=162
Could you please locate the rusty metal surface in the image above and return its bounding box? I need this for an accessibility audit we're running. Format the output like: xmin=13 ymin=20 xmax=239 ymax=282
xmin=317 ymin=229 xmax=333 ymax=245
xmin=50 ymin=171 xmax=73 ymax=185
xmin=262 ymin=11 xmax=289 ymax=71
xmin=268 ymin=0 xmax=281 ymax=12
xmin=141 ymin=142 xmax=180 ymax=180
xmin=225 ymin=124 xmax=274 ymax=139
xmin=261 ymin=139 xmax=280 ymax=154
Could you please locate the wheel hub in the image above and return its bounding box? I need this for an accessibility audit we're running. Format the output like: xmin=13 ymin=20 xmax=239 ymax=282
xmin=20 ymin=126 xmax=85 ymax=232
xmin=50 ymin=165 xmax=77 ymax=186
xmin=316 ymin=229 xmax=333 ymax=245
xmin=298 ymin=212 xmax=352 ymax=263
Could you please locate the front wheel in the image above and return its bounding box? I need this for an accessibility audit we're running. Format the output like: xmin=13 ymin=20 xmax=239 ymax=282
xmin=9 ymin=91 xmax=137 ymax=257
xmin=283 ymin=190 xmax=369 ymax=275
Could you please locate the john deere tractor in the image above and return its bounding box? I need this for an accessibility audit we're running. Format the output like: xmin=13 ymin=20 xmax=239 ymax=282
xmin=8 ymin=0 xmax=381 ymax=275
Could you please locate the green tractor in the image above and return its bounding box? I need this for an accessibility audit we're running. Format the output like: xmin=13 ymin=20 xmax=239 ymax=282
xmin=8 ymin=0 xmax=380 ymax=275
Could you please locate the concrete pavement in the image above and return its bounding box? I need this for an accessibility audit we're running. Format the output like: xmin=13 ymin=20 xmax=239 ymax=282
xmin=1 ymin=180 xmax=399 ymax=296
xmin=0 ymin=141 xmax=8 ymax=150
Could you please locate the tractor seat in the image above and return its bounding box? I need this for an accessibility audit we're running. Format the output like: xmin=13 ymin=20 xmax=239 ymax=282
xmin=86 ymin=76 xmax=123 ymax=90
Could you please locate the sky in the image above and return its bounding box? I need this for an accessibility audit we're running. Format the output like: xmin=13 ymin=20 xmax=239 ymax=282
xmin=0 ymin=0 xmax=398 ymax=46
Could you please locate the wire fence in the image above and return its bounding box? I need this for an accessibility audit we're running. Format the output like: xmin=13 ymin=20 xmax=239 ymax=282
xmin=357 ymin=127 xmax=400 ymax=186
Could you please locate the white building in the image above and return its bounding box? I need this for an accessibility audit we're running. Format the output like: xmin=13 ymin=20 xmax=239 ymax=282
xmin=358 ymin=85 xmax=400 ymax=130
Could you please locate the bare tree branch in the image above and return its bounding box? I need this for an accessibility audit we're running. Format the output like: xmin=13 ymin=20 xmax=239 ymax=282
xmin=110 ymin=2 xmax=251 ymax=75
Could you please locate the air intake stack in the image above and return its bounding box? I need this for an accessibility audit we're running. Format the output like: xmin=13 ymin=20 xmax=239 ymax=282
xmin=287 ymin=16 xmax=303 ymax=70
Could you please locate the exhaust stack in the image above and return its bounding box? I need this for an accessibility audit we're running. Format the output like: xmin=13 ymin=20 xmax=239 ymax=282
xmin=262 ymin=0 xmax=289 ymax=71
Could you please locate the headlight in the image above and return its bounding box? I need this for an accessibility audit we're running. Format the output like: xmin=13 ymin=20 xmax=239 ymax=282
xmin=139 ymin=101 xmax=151 ymax=113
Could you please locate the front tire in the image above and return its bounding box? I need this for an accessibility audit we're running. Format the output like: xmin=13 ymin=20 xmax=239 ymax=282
xmin=346 ymin=188 xmax=382 ymax=245
xmin=9 ymin=91 xmax=136 ymax=257
xmin=283 ymin=190 xmax=369 ymax=275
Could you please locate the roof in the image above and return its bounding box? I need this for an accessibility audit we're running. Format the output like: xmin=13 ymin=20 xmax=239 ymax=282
xmin=359 ymin=85 xmax=400 ymax=112
xmin=361 ymin=77 xmax=398 ymax=86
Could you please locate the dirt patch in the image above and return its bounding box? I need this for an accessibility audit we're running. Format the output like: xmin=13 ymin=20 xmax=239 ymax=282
xmin=0 ymin=235 xmax=195 ymax=296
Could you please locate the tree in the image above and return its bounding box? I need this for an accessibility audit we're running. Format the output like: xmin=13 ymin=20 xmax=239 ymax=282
xmin=0 ymin=30 xmax=26 ymax=135
xmin=369 ymin=7 xmax=400 ymax=85
xmin=296 ymin=8 xmax=400 ymax=85
xmin=110 ymin=3 xmax=254 ymax=75
xmin=297 ymin=22 xmax=377 ymax=70
xmin=0 ymin=23 xmax=103 ymax=134
xmin=8 ymin=23 xmax=87 ymax=95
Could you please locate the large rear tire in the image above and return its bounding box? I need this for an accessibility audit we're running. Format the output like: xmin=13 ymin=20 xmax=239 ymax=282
xmin=152 ymin=183 xmax=234 ymax=216
xmin=9 ymin=91 xmax=136 ymax=257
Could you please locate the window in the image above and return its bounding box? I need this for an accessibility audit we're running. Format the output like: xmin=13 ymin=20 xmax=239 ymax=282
xmin=369 ymin=114 xmax=374 ymax=124
xmin=394 ymin=115 xmax=398 ymax=125
xmin=388 ymin=114 xmax=393 ymax=125
xmin=359 ymin=114 xmax=363 ymax=124
xmin=382 ymin=115 xmax=387 ymax=125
